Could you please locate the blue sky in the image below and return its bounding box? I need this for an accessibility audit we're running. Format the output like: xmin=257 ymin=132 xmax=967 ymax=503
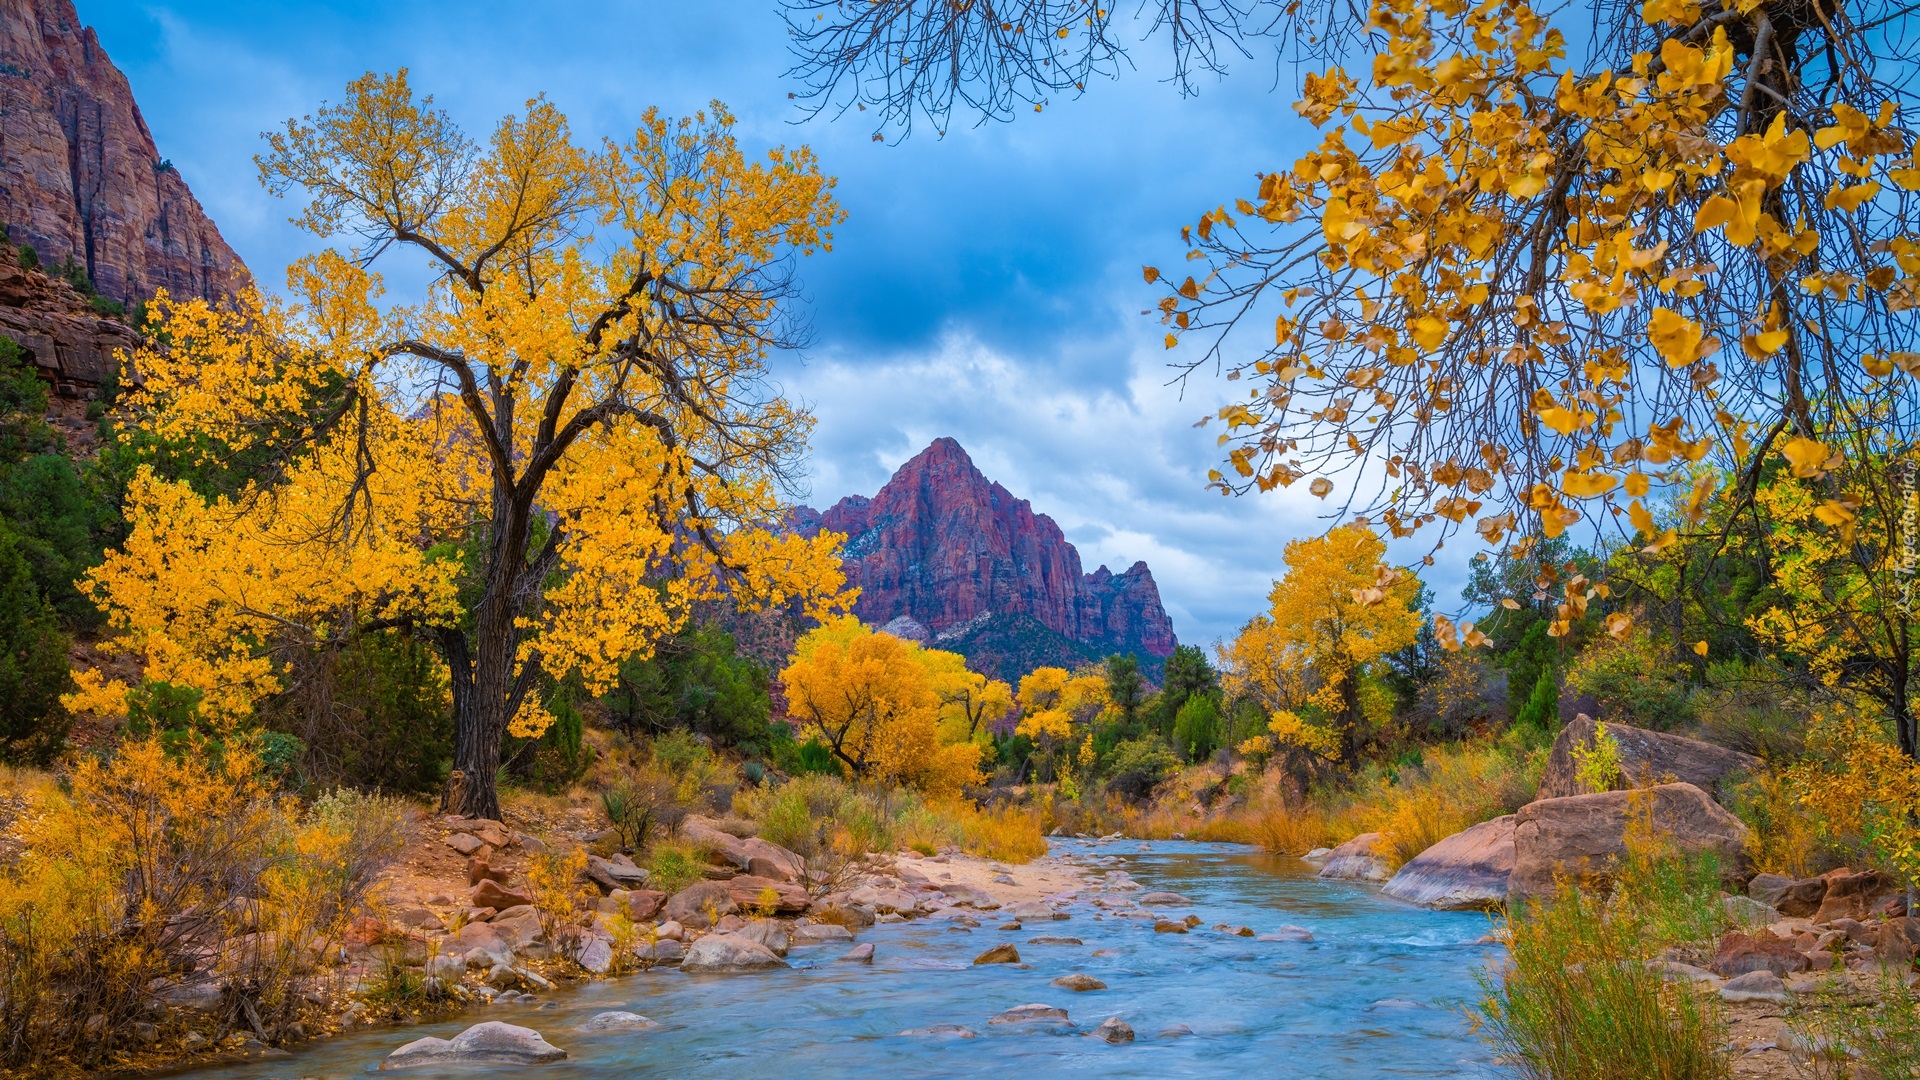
xmin=85 ymin=0 xmax=1468 ymax=646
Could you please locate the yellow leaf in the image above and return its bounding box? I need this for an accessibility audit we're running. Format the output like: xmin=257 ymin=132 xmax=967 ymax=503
xmin=1692 ymin=639 xmax=1709 ymax=657
xmin=1501 ymin=598 xmax=1522 ymax=610
xmin=1562 ymin=470 xmax=1618 ymax=498
xmin=1310 ymin=477 xmax=1334 ymax=498
xmin=1628 ymin=498 xmax=1656 ymax=536
xmin=1781 ymin=436 xmax=1834 ymax=479
xmin=1625 ymin=472 xmax=1650 ymax=497
xmin=1647 ymin=307 xmax=1711 ymax=367
xmin=1605 ymin=611 xmax=1633 ymax=639
xmin=1864 ymin=353 xmax=1895 ymax=377
xmin=1694 ymin=196 xmax=1735 ymax=233
xmin=1537 ymin=406 xmax=1591 ymax=436
xmin=1143 ymin=266 xmax=1161 ymax=284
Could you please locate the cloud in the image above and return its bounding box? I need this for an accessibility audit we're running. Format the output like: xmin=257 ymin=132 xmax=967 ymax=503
xmin=781 ymin=329 xmax=1348 ymax=647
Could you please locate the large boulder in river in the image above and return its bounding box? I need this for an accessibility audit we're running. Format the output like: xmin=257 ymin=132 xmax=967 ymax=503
xmin=664 ymin=882 xmax=739 ymax=929
xmin=679 ymin=932 xmax=789 ymax=974
xmin=1381 ymin=815 xmax=1514 ymax=910
xmin=1510 ymin=783 xmax=1749 ymax=903
xmin=379 ymin=1022 xmax=566 ymax=1069
xmin=1537 ymin=716 xmax=1759 ymax=804
xmin=1318 ymin=832 xmax=1393 ymax=882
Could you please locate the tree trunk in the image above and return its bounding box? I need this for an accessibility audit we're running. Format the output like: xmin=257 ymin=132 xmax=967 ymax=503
xmin=444 ymin=601 xmax=517 ymax=820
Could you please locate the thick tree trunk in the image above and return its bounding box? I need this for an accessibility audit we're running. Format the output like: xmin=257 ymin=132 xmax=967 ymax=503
xmin=444 ymin=603 xmax=517 ymax=820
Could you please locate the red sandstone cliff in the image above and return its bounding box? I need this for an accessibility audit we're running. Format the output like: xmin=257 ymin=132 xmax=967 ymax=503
xmin=0 ymin=0 xmax=246 ymax=307
xmin=791 ymin=438 xmax=1178 ymax=665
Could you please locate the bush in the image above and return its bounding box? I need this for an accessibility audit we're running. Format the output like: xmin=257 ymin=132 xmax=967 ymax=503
xmin=1171 ymin=694 xmax=1221 ymax=761
xmin=0 ymin=528 xmax=70 ymax=765
xmin=1567 ymin=630 xmax=1694 ymax=731
xmin=0 ymin=740 xmax=404 ymax=1069
xmin=268 ymin=630 xmax=453 ymax=795
xmin=1105 ymin=734 xmax=1180 ymax=803
xmin=601 ymin=626 xmax=773 ymax=749
xmin=1472 ymin=841 xmax=1732 ymax=1080
xmin=1509 ymin=668 xmax=1559 ymax=749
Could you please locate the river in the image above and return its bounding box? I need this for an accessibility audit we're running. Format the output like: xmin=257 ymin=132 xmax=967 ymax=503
xmin=167 ymin=840 xmax=1505 ymax=1079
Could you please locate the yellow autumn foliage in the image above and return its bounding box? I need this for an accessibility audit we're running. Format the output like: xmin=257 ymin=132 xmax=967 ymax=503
xmin=779 ymin=617 xmax=985 ymax=795
xmin=1222 ymin=525 xmax=1421 ymax=764
xmin=77 ymin=72 xmax=853 ymax=817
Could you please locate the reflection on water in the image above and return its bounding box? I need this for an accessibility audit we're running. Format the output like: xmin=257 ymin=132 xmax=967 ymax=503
xmin=165 ymin=841 xmax=1503 ymax=1079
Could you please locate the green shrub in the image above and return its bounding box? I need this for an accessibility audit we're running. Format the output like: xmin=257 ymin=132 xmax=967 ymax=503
xmin=1509 ymin=668 xmax=1559 ymax=749
xmin=1568 ymin=631 xmax=1695 ymax=731
xmin=601 ymin=626 xmax=772 ymax=749
xmin=1172 ymin=694 xmax=1222 ymax=761
xmin=1105 ymin=734 xmax=1180 ymax=802
xmin=0 ymin=528 xmax=70 ymax=765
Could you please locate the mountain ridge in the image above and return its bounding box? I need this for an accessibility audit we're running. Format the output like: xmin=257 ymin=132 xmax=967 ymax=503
xmin=790 ymin=438 xmax=1177 ymax=678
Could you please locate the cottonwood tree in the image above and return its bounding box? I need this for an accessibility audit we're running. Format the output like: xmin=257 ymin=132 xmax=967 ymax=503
xmin=77 ymin=73 xmax=850 ymax=817
xmin=1221 ymin=525 xmax=1422 ymax=765
xmin=783 ymin=0 xmax=1920 ymax=633
xmin=778 ymin=616 xmax=986 ymax=793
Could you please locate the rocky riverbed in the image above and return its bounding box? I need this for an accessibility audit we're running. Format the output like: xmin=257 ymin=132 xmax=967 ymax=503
xmin=159 ymin=840 xmax=1505 ymax=1079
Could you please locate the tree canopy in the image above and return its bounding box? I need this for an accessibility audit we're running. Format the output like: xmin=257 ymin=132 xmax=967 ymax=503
xmin=73 ymin=73 xmax=851 ymax=817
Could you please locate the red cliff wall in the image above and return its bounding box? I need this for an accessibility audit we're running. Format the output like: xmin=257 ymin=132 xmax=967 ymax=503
xmin=0 ymin=0 xmax=246 ymax=307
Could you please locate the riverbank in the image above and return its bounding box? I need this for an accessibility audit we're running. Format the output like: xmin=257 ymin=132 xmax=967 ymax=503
xmin=147 ymin=842 xmax=1504 ymax=1080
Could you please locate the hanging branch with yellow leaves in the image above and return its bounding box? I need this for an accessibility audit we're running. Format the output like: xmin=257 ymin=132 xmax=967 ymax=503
xmin=1149 ymin=0 xmax=1920 ymax=586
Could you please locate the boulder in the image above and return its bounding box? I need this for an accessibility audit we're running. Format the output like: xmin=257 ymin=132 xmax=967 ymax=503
xmin=724 ymin=875 xmax=810 ymax=914
xmin=379 ymin=1022 xmax=566 ymax=1069
xmin=1812 ymin=868 xmax=1896 ymax=923
xmin=679 ymin=932 xmax=789 ymax=974
xmin=621 ymin=889 xmax=666 ymax=921
xmin=1006 ymin=902 xmax=1067 ymax=921
xmin=1052 ymin=973 xmax=1106 ymax=991
xmin=848 ymin=885 xmax=920 ymax=914
xmin=1028 ymin=935 xmax=1083 ymax=946
xmin=445 ymin=833 xmax=485 ymax=856
xmin=488 ymin=906 xmax=545 ymax=950
xmin=1709 ymin=931 xmax=1811 ymax=977
xmin=664 ymin=882 xmax=739 ymax=929
xmin=973 ymin=943 xmax=1021 ymax=964
xmin=989 ymin=1003 xmax=1070 ymax=1025
xmin=898 ymin=1024 xmax=976 ymax=1038
xmin=637 ymin=939 xmax=685 ymax=964
xmin=1722 ymin=895 xmax=1777 ymax=927
xmin=1747 ymin=873 xmax=1828 ymax=918
xmin=1091 ymin=1017 xmax=1135 ymax=1043
xmin=469 ymin=856 xmax=511 ymax=887
xmin=791 ymin=923 xmax=854 ymax=946
xmin=1318 ymin=833 xmax=1393 ymax=882
xmin=1138 ymin=891 xmax=1192 ymax=906
xmin=1508 ymin=783 xmax=1749 ymax=903
xmin=578 ymin=1011 xmax=658 ymax=1033
xmin=1719 ymin=970 xmax=1790 ymax=1004
xmin=1537 ymin=715 xmax=1759 ymax=804
xmin=681 ymin=816 xmax=755 ymax=869
xmin=470 ymin=880 xmax=534 ymax=911
xmin=584 ymin=855 xmax=650 ymax=893
xmin=740 ymin=838 xmax=808 ymax=883
xmin=1152 ymin=920 xmax=1187 ymax=934
xmin=449 ymin=923 xmax=514 ymax=969
xmin=735 ymin=919 xmax=790 ymax=958
xmin=939 ymin=882 xmax=1001 ymax=908
xmin=1380 ymin=815 xmax=1514 ymax=911
xmin=837 ymin=942 xmax=875 ymax=964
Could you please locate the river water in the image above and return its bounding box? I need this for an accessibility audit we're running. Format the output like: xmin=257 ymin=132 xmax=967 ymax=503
xmin=169 ymin=840 xmax=1505 ymax=1079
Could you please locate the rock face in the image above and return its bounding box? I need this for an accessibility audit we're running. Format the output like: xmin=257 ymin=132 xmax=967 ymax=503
xmin=789 ymin=439 xmax=1177 ymax=675
xmin=1509 ymin=783 xmax=1749 ymax=902
xmin=1536 ymin=715 xmax=1760 ymax=803
xmin=0 ymin=0 xmax=246 ymax=309
xmin=0 ymin=236 xmax=134 ymax=404
xmin=0 ymin=0 xmax=247 ymax=309
xmin=1381 ymin=815 xmax=1514 ymax=910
